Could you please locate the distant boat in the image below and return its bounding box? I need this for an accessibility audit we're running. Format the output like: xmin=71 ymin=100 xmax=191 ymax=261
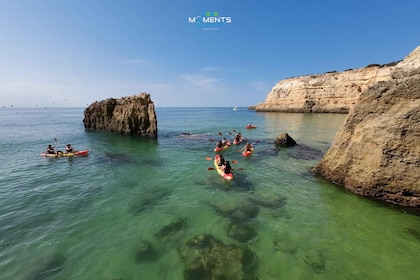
xmin=233 ymin=106 xmax=239 ymax=111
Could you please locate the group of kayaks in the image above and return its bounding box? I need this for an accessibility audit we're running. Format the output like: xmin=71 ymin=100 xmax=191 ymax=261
xmin=211 ymin=126 xmax=257 ymax=181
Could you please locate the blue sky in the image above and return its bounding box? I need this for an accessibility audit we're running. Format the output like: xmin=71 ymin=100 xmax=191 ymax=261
xmin=0 ymin=0 xmax=419 ymax=107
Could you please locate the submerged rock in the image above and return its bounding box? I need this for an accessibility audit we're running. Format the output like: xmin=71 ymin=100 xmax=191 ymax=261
xmin=227 ymin=221 xmax=258 ymax=243
xmin=26 ymin=253 xmax=66 ymax=280
xmin=134 ymin=240 xmax=158 ymax=264
xmin=155 ymin=218 xmax=187 ymax=240
xmin=178 ymin=234 xmax=258 ymax=280
xmin=127 ymin=187 xmax=171 ymax=215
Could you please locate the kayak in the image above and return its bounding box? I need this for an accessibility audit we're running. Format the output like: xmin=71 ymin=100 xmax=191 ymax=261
xmin=242 ymin=148 xmax=254 ymax=157
xmin=246 ymin=125 xmax=257 ymax=129
xmin=233 ymin=138 xmax=242 ymax=145
xmin=214 ymin=155 xmax=234 ymax=180
xmin=214 ymin=141 xmax=231 ymax=152
xmin=40 ymin=150 xmax=89 ymax=158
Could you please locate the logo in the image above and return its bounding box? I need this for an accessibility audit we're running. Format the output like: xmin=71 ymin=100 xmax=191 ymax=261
xmin=188 ymin=12 xmax=232 ymax=30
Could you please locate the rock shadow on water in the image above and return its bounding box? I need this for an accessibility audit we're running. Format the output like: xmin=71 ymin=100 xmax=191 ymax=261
xmin=25 ymin=253 xmax=66 ymax=280
xmin=127 ymin=186 xmax=172 ymax=215
xmin=177 ymin=234 xmax=258 ymax=280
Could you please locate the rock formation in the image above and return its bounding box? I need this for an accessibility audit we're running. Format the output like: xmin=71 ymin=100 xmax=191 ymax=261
xmin=274 ymin=132 xmax=297 ymax=146
xmin=83 ymin=93 xmax=157 ymax=138
xmin=255 ymin=61 xmax=399 ymax=113
xmin=314 ymin=46 xmax=420 ymax=207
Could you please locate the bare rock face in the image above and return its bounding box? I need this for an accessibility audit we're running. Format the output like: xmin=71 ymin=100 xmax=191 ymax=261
xmin=83 ymin=93 xmax=157 ymax=138
xmin=314 ymin=47 xmax=420 ymax=207
xmin=274 ymin=132 xmax=297 ymax=146
xmin=256 ymin=61 xmax=397 ymax=113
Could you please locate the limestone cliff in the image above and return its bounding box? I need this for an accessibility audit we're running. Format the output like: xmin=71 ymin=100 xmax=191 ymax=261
xmin=314 ymin=47 xmax=420 ymax=207
xmin=83 ymin=93 xmax=157 ymax=138
xmin=256 ymin=62 xmax=398 ymax=113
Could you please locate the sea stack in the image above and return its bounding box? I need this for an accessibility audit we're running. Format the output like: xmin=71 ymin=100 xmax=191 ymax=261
xmin=83 ymin=93 xmax=158 ymax=138
xmin=314 ymin=46 xmax=420 ymax=207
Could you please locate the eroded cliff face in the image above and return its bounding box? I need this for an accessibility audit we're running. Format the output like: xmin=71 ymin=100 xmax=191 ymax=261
xmin=256 ymin=63 xmax=396 ymax=113
xmin=314 ymin=47 xmax=420 ymax=207
xmin=83 ymin=93 xmax=157 ymax=138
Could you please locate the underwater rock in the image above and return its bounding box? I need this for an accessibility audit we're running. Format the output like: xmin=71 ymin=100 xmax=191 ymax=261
xmin=134 ymin=240 xmax=157 ymax=264
xmin=127 ymin=187 xmax=171 ymax=215
xmin=155 ymin=218 xmax=187 ymax=240
xmin=404 ymin=227 xmax=420 ymax=240
xmin=210 ymin=201 xmax=259 ymax=223
xmin=26 ymin=253 xmax=66 ymax=280
xmin=273 ymin=235 xmax=297 ymax=255
xmin=302 ymin=250 xmax=326 ymax=273
xmin=178 ymin=234 xmax=258 ymax=280
xmin=227 ymin=221 xmax=258 ymax=243
xmin=287 ymin=144 xmax=324 ymax=160
xmin=249 ymin=193 xmax=287 ymax=210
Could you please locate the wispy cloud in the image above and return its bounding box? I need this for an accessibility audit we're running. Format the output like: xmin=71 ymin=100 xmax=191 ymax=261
xmin=123 ymin=59 xmax=155 ymax=66
xmin=180 ymin=74 xmax=223 ymax=87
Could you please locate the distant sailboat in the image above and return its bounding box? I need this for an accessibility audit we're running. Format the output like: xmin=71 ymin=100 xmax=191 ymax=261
xmin=233 ymin=106 xmax=239 ymax=111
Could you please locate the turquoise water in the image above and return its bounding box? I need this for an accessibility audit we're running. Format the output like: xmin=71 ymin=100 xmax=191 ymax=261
xmin=0 ymin=107 xmax=419 ymax=280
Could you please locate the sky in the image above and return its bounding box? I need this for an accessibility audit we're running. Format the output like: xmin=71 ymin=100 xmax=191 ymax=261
xmin=0 ymin=0 xmax=419 ymax=108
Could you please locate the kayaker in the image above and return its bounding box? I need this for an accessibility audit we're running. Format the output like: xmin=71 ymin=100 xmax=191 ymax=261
xmin=66 ymin=144 xmax=75 ymax=153
xmin=221 ymin=137 xmax=227 ymax=146
xmin=222 ymin=161 xmax=232 ymax=174
xmin=46 ymin=144 xmax=56 ymax=154
xmin=218 ymin=154 xmax=225 ymax=166
xmin=243 ymin=142 xmax=253 ymax=152
xmin=216 ymin=140 xmax=223 ymax=149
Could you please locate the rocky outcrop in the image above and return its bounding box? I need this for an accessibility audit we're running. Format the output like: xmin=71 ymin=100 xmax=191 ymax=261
xmin=274 ymin=132 xmax=297 ymax=146
xmin=255 ymin=62 xmax=399 ymax=113
xmin=314 ymin=46 xmax=420 ymax=207
xmin=83 ymin=93 xmax=157 ymax=138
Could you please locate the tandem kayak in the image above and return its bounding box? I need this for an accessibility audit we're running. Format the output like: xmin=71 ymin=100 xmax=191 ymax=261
xmin=40 ymin=150 xmax=89 ymax=157
xmin=214 ymin=155 xmax=233 ymax=180
xmin=214 ymin=141 xmax=231 ymax=152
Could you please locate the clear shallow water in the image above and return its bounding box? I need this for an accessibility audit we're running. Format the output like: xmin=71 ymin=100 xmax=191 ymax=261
xmin=0 ymin=107 xmax=419 ymax=280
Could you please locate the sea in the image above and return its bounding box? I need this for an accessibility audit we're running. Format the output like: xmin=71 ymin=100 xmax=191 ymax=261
xmin=0 ymin=107 xmax=419 ymax=280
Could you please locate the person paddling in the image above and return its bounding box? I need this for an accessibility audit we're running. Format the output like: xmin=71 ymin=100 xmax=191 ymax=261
xmin=65 ymin=144 xmax=75 ymax=153
xmin=221 ymin=161 xmax=232 ymax=174
xmin=46 ymin=144 xmax=56 ymax=154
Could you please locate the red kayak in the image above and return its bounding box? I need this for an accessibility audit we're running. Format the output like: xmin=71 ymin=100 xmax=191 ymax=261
xmin=40 ymin=150 xmax=89 ymax=158
xmin=242 ymin=148 xmax=254 ymax=157
xmin=246 ymin=125 xmax=257 ymax=129
xmin=214 ymin=141 xmax=231 ymax=152
xmin=214 ymin=155 xmax=234 ymax=180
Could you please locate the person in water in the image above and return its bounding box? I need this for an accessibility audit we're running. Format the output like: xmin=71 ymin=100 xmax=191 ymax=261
xmin=65 ymin=144 xmax=75 ymax=153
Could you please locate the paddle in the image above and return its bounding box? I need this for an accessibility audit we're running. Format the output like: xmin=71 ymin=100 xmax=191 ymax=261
xmin=208 ymin=167 xmax=244 ymax=171
xmin=205 ymin=157 xmax=238 ymax=164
